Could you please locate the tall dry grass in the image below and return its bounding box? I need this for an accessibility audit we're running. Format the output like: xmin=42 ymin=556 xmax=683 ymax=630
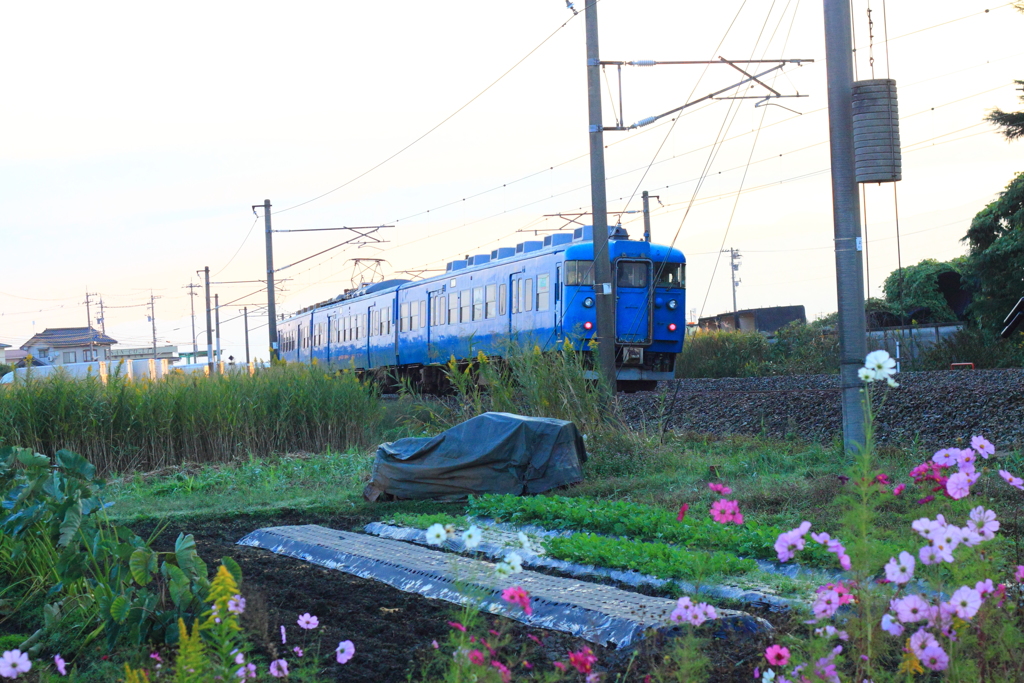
xmin=0 ymin=363 xmax=384 ymax=473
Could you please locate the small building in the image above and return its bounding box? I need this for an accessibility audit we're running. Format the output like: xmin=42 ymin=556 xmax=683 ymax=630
xmin=0 ymin=343 xmax=9 ymax=365
xmin=19 ymin=327 xmax=118 ymax=365
xmin=699 ymin=305 xmax=807 ymax=335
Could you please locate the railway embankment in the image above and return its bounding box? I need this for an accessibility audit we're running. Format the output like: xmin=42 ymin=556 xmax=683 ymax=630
xmin=619 ymin=369 xmax=1024 ymax=449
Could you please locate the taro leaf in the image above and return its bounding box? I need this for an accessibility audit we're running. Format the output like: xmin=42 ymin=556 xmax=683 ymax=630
xmin=129 ymin=548 xmax=157 ymax=586
xmin=114 ymin=542 xmax=136 ymax=562
xmin=1 ymin=484 xmax=25 ymax=510
xmin=15 ymin=449 xmax=50 ymax=468
xmin=43 ymin=602 xmax=62 ymax=629
xmin=56 ymin=546 xmax=86 ymax=582
xmin=58 ymin=497 xmax=83 ymax=547
xmin=221 ymin=556 xmax=243 ymax=588
xmin=56 ymin=449 xmax=96 ymax=481
xmin=1 ymin=503 xmax=45 ymax=536
xmin=164 ymin=563 xmax=190 ymax=609
xmin=174 ymin=534 xmax=198 ymax=575
xmin=110 ymin=595 xmax=130 ymax=623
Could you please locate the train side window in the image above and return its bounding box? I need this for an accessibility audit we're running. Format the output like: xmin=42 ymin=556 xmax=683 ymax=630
xmin=449 ymin=293 xmax=459 ymax=324
xmin=655 ymin=262 xmax=685 ymax=288
xmin=410 ymin=301 xmax=420 ymax=330
xmin=499 ymin=284 xmax=507 ymax=316
xmin=400 ymin=302 xmax=410 ymax=332
xmin=419 ymin=300 xmax=427 ymax=329
xmin=524 ymin=278 xmax=534 ymax=312
xmin=472 ymin=287 xmax=485 ymax=321
xmin=485 ymin=284 xmax=497 ymax=318
xmin=461 ymin=291 xmax=472 ymax=323
xmin=537 ymin=274 xmax=550 ymax=311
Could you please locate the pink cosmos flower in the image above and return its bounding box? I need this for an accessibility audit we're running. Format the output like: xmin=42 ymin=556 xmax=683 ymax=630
xmin=960 ymin=526 xmax=983 ymax=547
xmin=884 ymin=551 xmax=915 ymax=584
xmin=893 ymin=483 xmax=905 ymax=496
xmin=492 ymin=661 xmax=512 ymax=683
xmin=920 ymin=644 xmax=949 ymax=671
xmin=280 ymin=625 xmax=286 ymax=644
xmin=774 ymin=522 xmax=811 ymax=562
xmin=585 ymin=674 xmax=601 ymax=683
xmin=946 ymin=472 xmax=971 ymax=500
xmin=813 ymin=590 xmax=841 ymax=619
xmin=919 ymin=545 xmax=942 ymax=565
xmin=949 ymin=586 xmax=982 ymax=619
xmin=955 ymin=449 xmax=977 ymax=470
xmin=336 ymin=640 xmax=355 ymax=664
xmin=297 ymin=613 xmax=319 ymax=630
xmin=501 ymin=586 xmax=533 ymax=616
xmin=976 ymin=579 xmax=995 ymax=596
xmin=708 ymin=482 xmax=732 ymax=495
xmin=895 ymin=595 xmax=930 ymax=623
xmin=765 ymin=645 xmax=790 ymax=666
xmin=676 ymin=503 xmax=689 ymax=521
xmin=999 ymin=470 xmax=1024 ymax=490
xmin=690 ymin=603 xmax=716 ymax=626
xmin=447 ymin=621 xmax=467 ymax=632
xmin=54 ymin=654 xmax=67 ymax=676
xmin=1016 ymin=566 xmax=1024 ymax=582
xmin=810 ymin=532 xmax=831 ymax=545
xmin=880 ymin=614 xmax=903 ymax=636
xmin=228 ymin=595 xmax=246 ymax=615
xmin=468 ymin=650 xmax=486 ymax=666
xmin=269 ymin=659 xmax=289 ymax=678
xmin=292 ymin=647 xmax=303 ymax=658
xmin=912 ymin=517 xmax=943 ymax=537
xmin=917 ymin=495 xmax=935 ymax=505
xmin=932 ymin=449 xmax=956 ymax=466
xmin=236 ymin=663 xmax=257 ymax=678
xmin=909 ymin=628 xmax=938 ymax=658
xmin=929 ymin=524 xmax=962 ymax=555
xmin=709 ymin=499 xmax=742 ymax=524
xmin=971 ymin=435 xmax=995 ymax=458
xmin=0 ymin=650 xmax=32 ymax=679
xmin=969 ymin=507 xmax=1000 ymax=539
xmin=568 ymin=647 xmax=598 ymax=674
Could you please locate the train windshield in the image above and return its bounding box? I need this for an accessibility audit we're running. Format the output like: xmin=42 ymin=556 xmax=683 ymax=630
xmin=565 ymin=260 xmax=595 ymax=286
xmin=616 ymin=261 xmax=649 ymax=288
xmin=655 ymin=262 xmax=685 ymax=288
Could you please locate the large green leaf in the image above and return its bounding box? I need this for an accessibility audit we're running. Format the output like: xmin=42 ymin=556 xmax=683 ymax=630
xmin=174 ymin=533 xmax=198 ymax=575
xmin=129 ymin=548 xmax=157 ymax=586
xmin=58 ymin=498 xmax=83 ymax=547
xmin=55 ymin=449 xmax=96 ymax=481
xmin=110 ymin=595 xmax=130 ymax=623
xmin=15 ymin=449 xmax=49 ymax=468
xmin=164 ymin=563 xmax=191 ymax=609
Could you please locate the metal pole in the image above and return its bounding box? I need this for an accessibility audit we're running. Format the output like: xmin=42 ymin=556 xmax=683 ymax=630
xmin=244 ymin=307 xmax=250 ymax=365
xmin=585 ymin=0 xmax=618 ymax=392
xmin=150 ymin=294 xmax=157 ymax=360
xmin=187 ymin=282 xmax=199 ymax=357
xmin=642 ymin=190 xmax=652 ymax=243
xmin=204 ymin=266 xmax=214 ymax=374
xmin=823 ymin=0 xmax=868 ymax=452
xmin=263 ymin=199 xmax=279 ymax=362
xmin=731 ymin=249 xmax=738 ymax=314
xmin=214 ymin=293 xmax=221 ymax=363
xmin=98 ymin=298 xmax=106 ymax=335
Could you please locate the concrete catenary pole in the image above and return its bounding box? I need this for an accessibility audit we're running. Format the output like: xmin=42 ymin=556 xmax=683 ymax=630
xmin=823 ymin=0 xmax=868 ymax=452
xmin=585 ymin=0 xmax=618 ymax=392
xmin=150 ymin=294 xmax=158 ymax=361
xmin=244 ymin=307 xmax=250 ymax=365
xmin=263 ymin=199 xmax=279 ymax=362
xmin=641 ymin=190 xmax=652 ymax=243
xmin=214 ymin=293 xmax=221 ymax=363
xmin=203 ymin=266 xmax=214 ymax=374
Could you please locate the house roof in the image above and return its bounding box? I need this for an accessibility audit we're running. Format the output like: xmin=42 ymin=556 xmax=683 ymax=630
xmin=20 ymin=327 xmax=118 ymax=350
xmin=0 ymin=343 xmax=10 ymax=349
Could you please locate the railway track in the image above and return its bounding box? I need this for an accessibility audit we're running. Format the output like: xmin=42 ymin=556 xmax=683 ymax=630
xmin=617 ymin=369 xmax=1024 ymax=449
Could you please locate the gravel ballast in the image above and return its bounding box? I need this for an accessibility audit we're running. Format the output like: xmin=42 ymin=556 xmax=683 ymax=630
xmin=617 ymin=369 xmax=1024 ymax=450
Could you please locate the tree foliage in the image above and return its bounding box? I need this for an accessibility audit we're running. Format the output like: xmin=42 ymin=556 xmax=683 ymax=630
xmin=985 ymin=80 xmax=1024 ymax=141
xmin=879 ymin=258 xmax=965 ymax=323
xmin=961 ymin=171 xmax=1024 ymax=328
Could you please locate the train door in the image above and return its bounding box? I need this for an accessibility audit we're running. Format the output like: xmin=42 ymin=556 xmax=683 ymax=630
xmin=296 ymin=323 xmax=304 ymax=363
xmin=614 ymin=259 xmax=653 ymax=344
xmin=325 ymin=313 xmax=333 ymax=365
xmin=364 ymin=305 xmax=374 ymax=369
xmin=554 ymin=264 xmax=563 ymax=341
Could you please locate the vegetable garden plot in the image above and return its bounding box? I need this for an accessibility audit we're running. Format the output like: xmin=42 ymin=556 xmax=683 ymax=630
xmin=237 ymin=525 xmax=771 ymax=648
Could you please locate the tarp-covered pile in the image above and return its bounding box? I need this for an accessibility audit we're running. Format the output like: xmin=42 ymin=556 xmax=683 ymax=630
xmin=364 ymin=412 xmax=586 ymax=501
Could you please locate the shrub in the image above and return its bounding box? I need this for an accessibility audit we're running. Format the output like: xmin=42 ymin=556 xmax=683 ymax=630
xmin=917 ymin=326 xmax=1024 ymax=369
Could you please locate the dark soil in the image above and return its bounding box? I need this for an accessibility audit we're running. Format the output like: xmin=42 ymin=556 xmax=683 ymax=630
xmin=136 ymin=508 xmax=784 ymax=682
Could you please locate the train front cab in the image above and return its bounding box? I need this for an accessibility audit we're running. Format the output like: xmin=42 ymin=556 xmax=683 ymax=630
xmin=562 ymin=241 xmax=686 ymax=392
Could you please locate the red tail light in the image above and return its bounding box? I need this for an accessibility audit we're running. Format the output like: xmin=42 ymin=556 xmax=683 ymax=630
xmin=668 ymin=323 xmax=677 ymax=332
xmin=583 ymin=321 xmax=593 ymax=330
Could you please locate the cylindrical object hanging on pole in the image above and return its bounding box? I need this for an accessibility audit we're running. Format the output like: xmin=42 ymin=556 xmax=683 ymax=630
xmin=852 ymin=79 xmax=901 ymax=183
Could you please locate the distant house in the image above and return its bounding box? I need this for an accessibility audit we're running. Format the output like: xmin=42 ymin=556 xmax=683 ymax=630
xmin=19 ymin=327 xmax=118 ymax=366
xmin=0 ymin=343 xmax=9 ymax=365
xmin=699 ymin=305 xmax=807 ymax=335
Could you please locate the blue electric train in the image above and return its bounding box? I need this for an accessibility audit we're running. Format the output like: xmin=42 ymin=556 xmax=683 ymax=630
xmin=276 ymin=225 xmax=686 ymax=392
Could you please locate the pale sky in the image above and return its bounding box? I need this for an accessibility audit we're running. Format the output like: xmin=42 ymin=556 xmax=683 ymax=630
xmin=2 ymin=1 xmax=1022 ymax=359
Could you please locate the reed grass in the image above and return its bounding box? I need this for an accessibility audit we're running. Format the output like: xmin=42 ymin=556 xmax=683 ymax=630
xmin=0 ymin=364 xmax=384 ymax=474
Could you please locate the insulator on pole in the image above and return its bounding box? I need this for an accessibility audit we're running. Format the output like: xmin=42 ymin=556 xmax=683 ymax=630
xmin=630 ymin=60 xmax=657 ymax=67
xmin=852 ymin=79 xmax=902 ymax=183
xmin=631 ymin=116 xmax=657 ymax=129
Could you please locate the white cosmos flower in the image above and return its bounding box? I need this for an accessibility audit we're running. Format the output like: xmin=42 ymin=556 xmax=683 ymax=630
xmin=462 ymin=525 xmax=482 ymax=549
xmin=864 ymin=350 xmax=897 ymax=378
xmin=858 ymin=367 xmax=874 ymax=382
xmin=425 ymin=524 xmax=447 ymax=546
xmin=505 ymin=552 xmax=524 ymax=573
xmin=494 ymin=562 xmax=513 ymax=578
xmin=887 ymin=376 xmax=899 ymax=388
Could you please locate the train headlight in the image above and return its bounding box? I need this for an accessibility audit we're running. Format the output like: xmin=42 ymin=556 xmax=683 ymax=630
xmin=583 ymin=297 xmax=595 ymax=308
xmin=667 ymin=299 xmax=678 ymax=310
